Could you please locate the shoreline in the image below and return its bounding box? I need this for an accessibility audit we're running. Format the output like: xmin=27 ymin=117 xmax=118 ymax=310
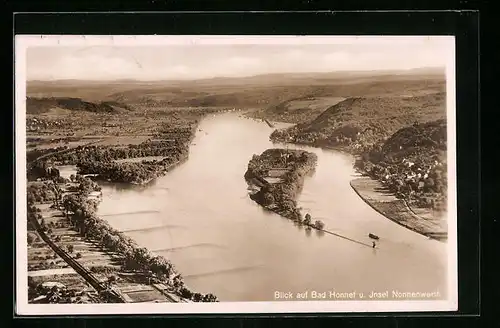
xmin=61 ymin=181 xmax=218 ymax=302
xmin=267 ymin=120 xmax=447 ymax=241
xmin=244 ymin=149 xmax=324 ymax=231
xmin=85 ymin=118 xmax=220 ymax=301
xmin=28 ymin=113 xmax=220 ymax=302
xmin=121 ymin=156 xmax=189 ymax=186
xmin=349 ymin=176 xmax=447 ymax=241
xmin=244 ymin=156 xmax=376 ymax=248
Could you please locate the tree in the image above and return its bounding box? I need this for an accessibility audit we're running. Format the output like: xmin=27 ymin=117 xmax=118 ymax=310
xmin=27 ymin=193 xmax=36 ymax=205
xmin=192 ymin=293 xmax=203 ymax=302
xmin=67 ymin=244 xmax=74 ymax=253
xmin=133 ymin=247 xmax=152 ymax=268
xmin=202 ymin=293 xmax=218 ymax=302
xmin=27 ymin=233 xmax=36 ymax=245
xmin=262 ymin=192 xmax=275 ymax=206
xmin=424 ymin=177 xmax=435 ymax=192
xmin=303 ymin=213 xmax=312 ymax=225
xmin=47 ymin=286 xmax=63 ymax=303
xmin=313 ymin=220 xmax=325 ymax=230
xmin=148 ymin=255 xmax=171 ymax=277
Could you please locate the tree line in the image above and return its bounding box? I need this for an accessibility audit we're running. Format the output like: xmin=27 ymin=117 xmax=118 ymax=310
xmin=60 ymin=179 xmax=218 ymax=302
xmin=46 ymin=142 xmax=187 ymax=166
xmin=76 ymin=156 xmax=182 ymax=185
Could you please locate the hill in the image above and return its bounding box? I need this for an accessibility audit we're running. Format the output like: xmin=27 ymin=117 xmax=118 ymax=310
xmin=26 ymin=97 xmax=133 ymax=114
xmin=270 ymin=92 xmax=446 ymax=152
xmin=354 ymin=119 xmax=447 ymax=213
xmin=381 ymin=119 xmax=447 ymax=157
xmin=249 ymin=96 xmax=346 ymax=123
xmin=26 ymin=69 xmax=445 ymax=111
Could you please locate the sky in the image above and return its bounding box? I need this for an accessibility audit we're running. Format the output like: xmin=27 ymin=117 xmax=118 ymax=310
xmin=25 ymin=37 xmax=452 ymax=81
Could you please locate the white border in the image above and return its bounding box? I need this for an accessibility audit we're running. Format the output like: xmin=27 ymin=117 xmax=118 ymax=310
xmin=15 ymin=35 xmax=457 ymax=315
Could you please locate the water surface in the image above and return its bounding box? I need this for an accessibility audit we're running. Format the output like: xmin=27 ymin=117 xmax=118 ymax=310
xmin=95 ymin=113 xmax=448 ymax=301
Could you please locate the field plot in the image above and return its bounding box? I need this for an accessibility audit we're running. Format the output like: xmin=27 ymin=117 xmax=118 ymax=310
xmin=27 ymin=211 xmax=101 ymax=304
xmin=92 ymin=135 xmax=151 ymax=147
xmin=286 ymin=96 xmax=346 ymax=112
xmin=26 ymin=137 xmax=103 ymax=150
xmin=28 ymin=273 xmax=98 ymax=304
xmin=28 ymin=230 xmax=70 ymax=273
xmin=118 ymin=284 xmax=168 ymax=303
xmin=251 ymin=96 xmax=346 ymax=123
xmin=27 ymin=201 xmax=180 ymax=304
xmin=30 ymin=204 xmax=120 ymax=270
xmin=350 ymin=177 xmax=447 ymax=241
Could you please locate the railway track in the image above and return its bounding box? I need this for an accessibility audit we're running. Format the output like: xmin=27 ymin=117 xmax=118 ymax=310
xmin=29 ymin=215 xmax=126 ymax=303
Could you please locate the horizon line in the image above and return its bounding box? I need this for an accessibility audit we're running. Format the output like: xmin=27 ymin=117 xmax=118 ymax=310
xmin=27 ymin=66 xmax=445 ymax=83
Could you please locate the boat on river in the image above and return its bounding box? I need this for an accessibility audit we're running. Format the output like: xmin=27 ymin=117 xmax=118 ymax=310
xmin=368 ymin=233 xmax=380 ymax=240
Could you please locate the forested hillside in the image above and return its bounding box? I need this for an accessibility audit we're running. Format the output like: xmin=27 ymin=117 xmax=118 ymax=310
xmin=26 ymin=97 xmax=132 ymax=114
xmin=270 ymin=92 xmax=446 ymax=153
xmin=354 ymin=119 xmax=447 ymax=212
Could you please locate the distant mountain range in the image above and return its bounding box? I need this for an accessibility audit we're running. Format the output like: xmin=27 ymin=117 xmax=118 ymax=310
xmin=26 ymin=67 xmax=446 ymax=111
xmin=27 ymin=67 xmax=445 ymax=85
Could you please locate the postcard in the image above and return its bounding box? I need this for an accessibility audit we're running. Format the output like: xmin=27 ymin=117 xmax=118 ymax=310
xmin=15 ymin=35 xmax=457 ymax=315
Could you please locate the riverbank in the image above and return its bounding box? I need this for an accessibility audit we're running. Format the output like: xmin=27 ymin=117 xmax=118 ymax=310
xmin=27 ymin=175 xmax=218 ymax=303
xmin=71 ymin=114 xmax=202 ymax=186
xmin=266 ymin=114 xmax=448 ymax=241
xmin=27 ymin=204 xmax=193 ymax=304
xmin=129 ymin=157 xmax=189 ymax=185
xmin=244 ymin=148 xmax=326 ymax=230
xmin=63 ymin=183 xmax=218 ymax=302
xmin=78 ymin=113 xmax=447 ymax=301
xmin=80 ymin=155 xmax=190 ymax=186
xmin=26 ymin=110 xmax=231 ymax=303
xmin=350 ymin=176 xmax=447 ymax=241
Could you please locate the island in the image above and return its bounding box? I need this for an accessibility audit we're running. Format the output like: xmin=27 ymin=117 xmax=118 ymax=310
xmin=244 ymin=148 xmax=325 ymax=230
xmin=262 ymin=92 xmax=448 ymax=241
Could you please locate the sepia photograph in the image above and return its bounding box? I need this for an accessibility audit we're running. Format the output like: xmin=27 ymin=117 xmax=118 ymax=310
xmin=15 ymin=35 xmax=457 ymax=315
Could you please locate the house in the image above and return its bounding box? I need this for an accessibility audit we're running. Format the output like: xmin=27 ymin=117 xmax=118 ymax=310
xmin=40 ymin=281 xmax=66 ymax=292
xmin=87 ymin=191 xmax=102 ymax=201
xmin=30 ymin=295 xmax=48 ymax=304
xmin=263 ymin=177 xmax=283 ymax=184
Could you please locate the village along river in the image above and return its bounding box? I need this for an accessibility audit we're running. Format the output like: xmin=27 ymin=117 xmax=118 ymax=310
xmin=64 ymin=112 xmax=448 ymax=302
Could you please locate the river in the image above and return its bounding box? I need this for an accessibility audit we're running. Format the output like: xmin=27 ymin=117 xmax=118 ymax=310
xmin=63 ymin=112 xmax=447 ymax=302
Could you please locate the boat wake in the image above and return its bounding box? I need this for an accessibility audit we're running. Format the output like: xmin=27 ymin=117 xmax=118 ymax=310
xmin=183 ymin=264 xmax=264 ymax=279
xmin=118 ymin=224 xmax=187 ymax=233
xmin=152 ymin=243 xmax=228 ymax=253
xmin=100 ymin=210 xmax=161 ymax=217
